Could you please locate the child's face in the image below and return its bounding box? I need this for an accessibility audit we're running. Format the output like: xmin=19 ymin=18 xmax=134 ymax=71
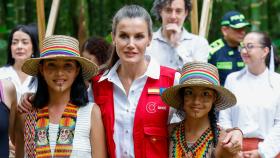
xmin=40 ymin=59 xmax=80 ymax=93
xmin=183 ymin=86 xmax=216 ymax=119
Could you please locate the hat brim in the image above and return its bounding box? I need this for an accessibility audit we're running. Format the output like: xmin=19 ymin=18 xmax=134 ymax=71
xmin=161 ymin=83 xmax=236 ymax=111
xmin=22 ymin=55 xmax=98 ymax=80
xmin=229 ymin=22 xmax=251 ymax=29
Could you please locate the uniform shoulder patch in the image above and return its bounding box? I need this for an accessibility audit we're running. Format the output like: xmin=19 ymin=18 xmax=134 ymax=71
xmin=209 ymin=39 xmax=225 ymax=55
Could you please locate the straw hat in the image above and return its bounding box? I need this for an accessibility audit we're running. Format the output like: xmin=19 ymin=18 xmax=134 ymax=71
xmin=22 ymin=35 xmax=98 ymax=80
xmin=161 ymin=62 xmax=236 ymax=111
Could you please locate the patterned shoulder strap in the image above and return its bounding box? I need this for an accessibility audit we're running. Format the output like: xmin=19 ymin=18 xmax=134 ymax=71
xmin=24 ymin=109 xmax=38 ymax=158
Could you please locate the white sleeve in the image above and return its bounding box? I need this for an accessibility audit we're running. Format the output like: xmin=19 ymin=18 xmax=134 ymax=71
xmin=218 ymin=75 xmax=234 ymax=129
xmin=258 ymin=95 xmax=280 ymax=158
xmin=192 ymin=37 xmax=210 ymax=62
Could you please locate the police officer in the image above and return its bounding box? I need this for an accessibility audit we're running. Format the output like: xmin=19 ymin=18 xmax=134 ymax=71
xmin=209 ymin=11 xmax=250 ymax=85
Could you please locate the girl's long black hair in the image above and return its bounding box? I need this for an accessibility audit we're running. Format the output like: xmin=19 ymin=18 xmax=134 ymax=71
xmin=33 ymin=61 xmax=88 ymax=109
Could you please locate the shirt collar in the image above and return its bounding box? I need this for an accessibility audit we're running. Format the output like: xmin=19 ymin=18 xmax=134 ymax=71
xmin=99 ymin=55 xmax=160 ymax=82
xmin=153 ymin=27 xmax=193 ymax=42
xmin=246 ymin=67 xmax=269 ymax=79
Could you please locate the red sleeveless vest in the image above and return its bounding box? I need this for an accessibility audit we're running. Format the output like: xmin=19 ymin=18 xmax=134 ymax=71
xmin=92 ymin=66 xmax=176 ymax=158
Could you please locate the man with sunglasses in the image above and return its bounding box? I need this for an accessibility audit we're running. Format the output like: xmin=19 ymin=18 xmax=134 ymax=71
xmin=209 ymin=11 xmax=250 ymax=86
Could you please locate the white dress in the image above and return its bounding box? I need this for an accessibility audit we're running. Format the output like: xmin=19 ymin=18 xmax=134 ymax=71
xmin=0 ymin=66 xmax=36 ymax=102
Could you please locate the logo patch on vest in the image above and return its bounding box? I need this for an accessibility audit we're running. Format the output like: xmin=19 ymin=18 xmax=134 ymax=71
xmin=146 ymin=102 xmax=167 ymax=113
xmin=146 ymin=102 xmax=157 ymax=113
xmin=148 ymin=87 xmax=166 ymax=95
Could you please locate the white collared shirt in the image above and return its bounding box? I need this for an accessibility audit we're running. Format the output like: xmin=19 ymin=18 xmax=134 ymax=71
xmin=146 ymin=28 xmax=210 ymax=70
xmin=98 ymin=55 xmax=180 ymax=158
xmin=219 ymin=67 xmax=280 ymax=158
xmin=0 ymin=66 xmax=37 ymax=102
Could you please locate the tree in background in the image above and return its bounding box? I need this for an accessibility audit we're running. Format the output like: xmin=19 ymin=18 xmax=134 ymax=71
xmin=0 ymin=0 xmax=280 ymax=72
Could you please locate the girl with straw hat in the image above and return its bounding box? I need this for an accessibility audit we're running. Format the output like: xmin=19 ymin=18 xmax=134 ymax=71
xmin=15 ymin=35 xmax=107 ymax=158
xmin=161 ymin=62 xmax=242 ymax=158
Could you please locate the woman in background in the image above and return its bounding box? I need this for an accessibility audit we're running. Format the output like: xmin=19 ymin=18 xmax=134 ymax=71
xmin=0 ymin=24 xmax=39 ymax=103
xmin=81 ymin=36 xmax=112 ymax=102
xmin=219 ymin=31 xmax=280 ymax=158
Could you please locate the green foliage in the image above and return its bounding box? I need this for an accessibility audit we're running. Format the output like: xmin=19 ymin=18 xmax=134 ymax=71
xmin=0 ymin=0 xmax=280 ymax=73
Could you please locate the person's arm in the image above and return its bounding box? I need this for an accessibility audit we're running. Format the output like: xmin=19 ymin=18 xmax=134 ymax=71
xmin=215 ymin=130 xmax=242 ymax=158
xmin=168 ymin=123 xmax=178 ymax=158
xmin=218 ymin=75 xmax=235 ymax=129
xmin=18 ymin=92 xmax=34 ymax=113
xmin=192 ymin=36 xmax=210 ymax=62
xmin=2 ymin=80 xmax=25 ymax=158
xmin=254 ymin=95 xmax=280 ymax=158
xmin=2 ymin=80 xmax=17 ymax=144
xmin=90 ymin=104 xmax=107 ymax=158
xmin=168 ymin=72 xmax=181 ymax=124
xmin=14 ymin=113 xmax=25 ymax=158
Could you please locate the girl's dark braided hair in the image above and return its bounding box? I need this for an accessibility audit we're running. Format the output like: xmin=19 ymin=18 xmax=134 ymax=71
xmin=208 ymin=106 xmax=219 ymax=147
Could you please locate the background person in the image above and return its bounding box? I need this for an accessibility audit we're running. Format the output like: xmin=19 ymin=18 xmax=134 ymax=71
xmin=219 ymin=31 xmax=280 ymax=158
xmin=0 ymin=24 xmax=39 ymax=103
xmin=208 ymin=11 xmax=250 ymax=85
xmin=147 ymin=0 xmax=210 ymax=70
xmin=81 ymin=36 xmax=112 ymax=70
xmin=81 ymin=36 xmax=112 ymax=102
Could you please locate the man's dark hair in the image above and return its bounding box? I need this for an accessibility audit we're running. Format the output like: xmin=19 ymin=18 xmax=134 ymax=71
xmin=151 ymin=0 xmax=192 ymax=21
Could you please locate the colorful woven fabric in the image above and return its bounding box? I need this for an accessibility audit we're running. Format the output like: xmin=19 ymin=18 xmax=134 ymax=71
xmin=41 ymin=46 xmax=80 ymax=57
xmin=25 ymin=103 xmax=78 ymax=158
xmin=171 ymin=122 xmax=215 ymax=158
xmin=25 ymin=109 xmax=38 ymax=158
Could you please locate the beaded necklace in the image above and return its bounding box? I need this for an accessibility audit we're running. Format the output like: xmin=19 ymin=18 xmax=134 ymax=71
xmin=171 ymin=121 xmax=214 ymax=158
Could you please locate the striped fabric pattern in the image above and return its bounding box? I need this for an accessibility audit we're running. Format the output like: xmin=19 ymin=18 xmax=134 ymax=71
xmin=41 ymin=46 xmax=80 ymax=58
xmin=180 ymin=69 xmax=220 ymax=86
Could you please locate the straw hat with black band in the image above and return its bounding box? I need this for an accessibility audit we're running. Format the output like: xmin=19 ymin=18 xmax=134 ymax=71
xmin=22 ymin=35 xmax=98 ymax=80
xmin=161 ymin=62 xmax=236 ymax=111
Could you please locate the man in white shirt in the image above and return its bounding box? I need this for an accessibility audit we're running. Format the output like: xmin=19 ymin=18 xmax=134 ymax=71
xmin=147 ymin=0 xmax=210 ymax=70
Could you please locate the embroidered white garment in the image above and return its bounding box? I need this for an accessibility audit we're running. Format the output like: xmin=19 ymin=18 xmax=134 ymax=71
xmin=219 ymin=68 xmax=280 ymax=157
